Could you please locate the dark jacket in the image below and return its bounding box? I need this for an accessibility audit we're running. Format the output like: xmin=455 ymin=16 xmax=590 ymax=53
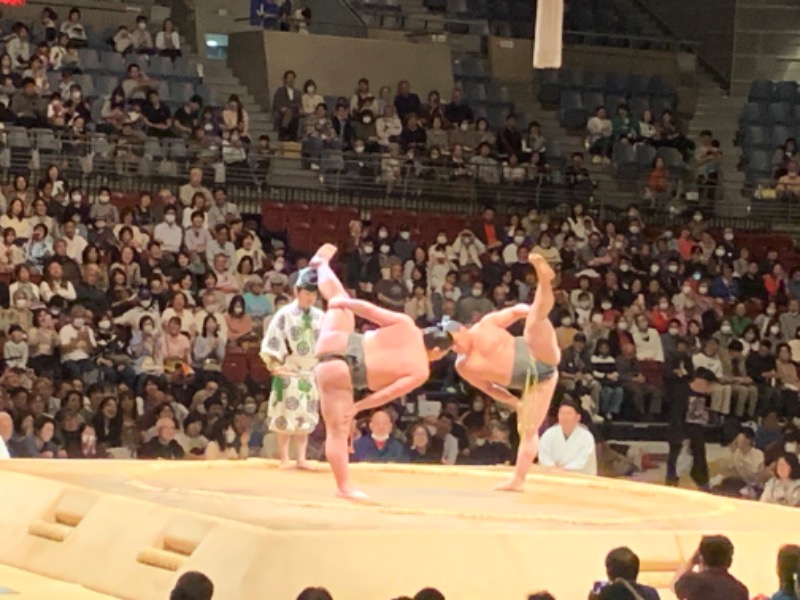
xmin=352 ymin=435 xmax=408 ymax=463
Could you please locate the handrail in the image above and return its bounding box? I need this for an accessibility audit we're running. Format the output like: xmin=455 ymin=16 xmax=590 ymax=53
xmin=23 ymin=0 xmax=142 ymax=14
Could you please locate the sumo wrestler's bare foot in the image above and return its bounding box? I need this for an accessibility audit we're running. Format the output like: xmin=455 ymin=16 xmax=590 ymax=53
xmin=310 ymin=243 xmax=338 ymax=268
xmin=336 ymin=487 xmax=369 ymax=500
xmin=296 ymin=460 xmax=318 ymax=471
xmin=529 ymin=252 xmax=555 ymax=283
xmin=494 ymin=478 xmax=525 ymax=493
xmin=278 ymin=459 xmax=293 ymax=470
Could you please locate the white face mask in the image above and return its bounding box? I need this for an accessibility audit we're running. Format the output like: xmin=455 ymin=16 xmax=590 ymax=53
xmin=98 ymin=319 xmax=111 ymax=330
xmin=164 ymin=214 xmax=175 ymax=224
xmin=513 ymin=235 xmax=524 ymax=244
xmin=225 ymin=429 xmax=236 ymax=443
xmin=561 ymin=317 xmax=573 ymax=327
xmin=362 ymin=245 xmax=374 ymax=255
xmin=724 ymin=233 xmax=734 ymax=242
xmin=98 ymin=194 xmax=110 ymax=204
xmin=372 ymin=434 xmax=390 ymax=442
xmin=73 ymin=318 xmax=84 ymax=329
xmin=578 ymin=301 xmax=590 ymax=310
xmin=668 ymin=327 xmax=679 ymax=336
xmin=399 ymin=231 xmax=410 ymax=240
xmin=601 ymin=302 xmax=611 ymax=311
xmin=71 ymin=193 xmax=82 ymax=203
xmin=619 ymin=264 xmax=629 ymax=273
xmin=771 ymin=325 xmax=781 ymax=335
xmin=307 ymin=86 xmax=316 ymax=94
xmin=363 ymin=116 xmax=372 ymax=124
xmin=651 ymin=264 xmax=660 ymax=274
xmin=668 ymin=264 xmax=678 ymax=273
xmin=682 ymin=286 xmax=693 ymax=295
xmin=767 ymin=307 xmax=777 ymax=316
xmin=244 ymin=403 xmax=257 ymax=415
xmin=138 ymin=21 xmax=147 ymax=30
xmin=629 ymin=226 xmax=640 ymax=234
xmin=659 ymin=302 xmax=669 ymax=311
xmin=473 ymin=401 xmax=484 ymax=412
xmin=460 ymin=122 xmax=469 ymax=132
xmin=378 ymin=230 xmax=388 ymax=239
xmin=614 ymin=241 xmax=624 ymax=249
xmin=720 ymin=324 xmax=732 ymax=334
xmin=380 ymin=244 xmax=390 ymax=254
xmin=591 ymin=314 xmax=603 ymax=324
xmin=698 ymin=286 xmax=708 ymax=295
xmin=617 ymin=322 xmax=628 ymax=331
xmin=471 ymin=287 xmax=482 ymax=297
xmin=693 ymin=214 xmax=702 ymax=222
xmin=142 ymin=324 xmax=154 ymax=334
xmin=233 ymin=307 xmax=243 ymax=316
xmin=437 ymin=235 xmax=447 ymax=244
xmin=15 ymin=299 xmax=27 ymax=310
xmin=274 ymin=259 xmax=285 ymax=271
xmin=715 ymin=248 xmax=725 ymax=257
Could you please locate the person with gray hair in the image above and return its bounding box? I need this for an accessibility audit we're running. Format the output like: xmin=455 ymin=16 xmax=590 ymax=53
xmin=0 ymin=411 xmax=12 ymax=459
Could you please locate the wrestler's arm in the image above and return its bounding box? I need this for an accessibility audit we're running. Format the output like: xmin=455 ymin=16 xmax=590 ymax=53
xmin=329 ymin=296 xmax=409 ymax=327
xmin=478 ymin=303 xmax=529 ymax=329
xmin=455 ymin=359 xmax=520 ymax=408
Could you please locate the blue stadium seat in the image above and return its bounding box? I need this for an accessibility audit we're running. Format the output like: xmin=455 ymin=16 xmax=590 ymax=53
xmin=487 ymin=82 xmax=511 ymax=104
xmin=612 ymin=141 xmax=636 ymax=180
xmin=745 ymin=149 xmax=771 ymax=184
xmin=742 ymin=125 xmax=770 ymax=151
xmin=770 ymin=125 xmax=792 ymax=149
xmin=559 ymin=91 xmax=587 ymax=129
xmin=536 ymin=69 xmax=560 ymax=105
xmin=774 ymin=81 xmax=798 ymax=104
xmin=581 ymin=70 xmax=605 ymax=92
xmin=628 ymin=95 xmax=650 ymax=117
xmin=748 ymin=80 xmax=774 ymax=103
xmin=150 ymin=56 xmax=174 ymax=78
xmin=646 ymin=75 xmax=672 ymax=97
xmin=81 ymin=49 xmax=101 ymax=73
xmin=557 ymin=69 xmax=582 ymax=90
xmin=635 ymin=143 xmax=657 ymax=172
xmin=605 ymin=94 xmax=627 ymax=112
xmin=604 ymin=72 xmax=630 ymax=96
xmin=582 ymin=92 xmax=605 ymax=112
xmin=650 ymin=96 xmax=674 ymax=118
xmin=101 ymin=51 xmax=126 ymax=74
xmin=657 ymin=146 xmax=686 ymax=177
xmin=768 ymin=102 xmax=793 ymax=125
xmin=627 ymin=74 xmax=646 ymax=96
xmin=740 ymin=102 xmax=768 ymax=126
xmin=464 ymin=81 xmax=487 ymax=102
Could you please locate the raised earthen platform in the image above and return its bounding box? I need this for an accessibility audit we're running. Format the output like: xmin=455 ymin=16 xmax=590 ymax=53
xmin=0 ymin=460 xmax=792 ymax=599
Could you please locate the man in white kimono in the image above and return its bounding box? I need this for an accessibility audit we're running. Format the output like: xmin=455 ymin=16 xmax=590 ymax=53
xmin=260 ymin=268 xmax=324 ymax=469
xmin=538 ymin=399 xmax=597 ymax=475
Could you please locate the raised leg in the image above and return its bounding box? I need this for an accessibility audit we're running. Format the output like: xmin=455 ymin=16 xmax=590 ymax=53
xmin=276 ymin=433 xmax=292 ymax=469
xmin=317 ymin=360 xmax=367 ymax=500
xmin=496 ymin=375 xmax=558 ymax=492
xmin=310 ymin=243 xmax=349 ymax=301
xmin=524 ymin=253 xmax=561 ymax=367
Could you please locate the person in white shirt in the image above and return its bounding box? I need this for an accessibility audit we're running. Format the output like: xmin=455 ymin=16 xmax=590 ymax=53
xmin=60 ymin=220 xmax=87 ymax=262
xmin=631 ymin=314 xmax=664 ymax=363
xmin=59 ymin=306 xmax=97 ymax=380
xmin=692 ymin=337 xmax=733 ymax=415
xmin=538 ymin=400 xmax=597 ymax=475
xmin=155 ymin=19 xmax=182 ymax=61
xmin=586 ymin=105 xmax=613 ymax=164
xmin=153 ymin=206 xmax=182 ymax=254
xmin=178 ymin=167 xmax=213 ymax=208
xmin=713 ymin=428 xmax=766 ymax=497
xmin=39 ymin=261 xmax=76 ymax=304
xmin=376 ymin=105 xmax=403 ymax=149
xmin=0 ymin=411 xmax=11 ymax=460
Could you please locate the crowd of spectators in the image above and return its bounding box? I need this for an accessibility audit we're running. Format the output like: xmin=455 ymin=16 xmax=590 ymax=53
xmin=171 ymin=537 xmax=800 ymax=600
xmin=272 ymin=71 xmax=565 ymax=191
xmin=0 ymin=8 xmax=275 ymax=186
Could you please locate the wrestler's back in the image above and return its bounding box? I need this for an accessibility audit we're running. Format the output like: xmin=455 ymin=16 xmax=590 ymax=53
xmin=363 ymin=317 xmax=428 ymax=390
xmin=457 ymin=322 xmax=515 ymax=387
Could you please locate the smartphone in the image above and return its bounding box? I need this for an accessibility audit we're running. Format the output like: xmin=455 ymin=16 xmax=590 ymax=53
xmin=591 ymin=581 xmax=609 ymax=594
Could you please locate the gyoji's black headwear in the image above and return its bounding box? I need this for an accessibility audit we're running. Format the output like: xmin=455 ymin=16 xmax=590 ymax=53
xmin=295 ymin=267 xmax=318 ymax=292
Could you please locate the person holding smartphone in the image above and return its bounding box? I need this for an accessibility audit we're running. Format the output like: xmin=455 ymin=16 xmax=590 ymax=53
xmin=671 ymin=535 xmax=748 ymax=600
xmin=588 ymin=547 xmax=660 ymax=600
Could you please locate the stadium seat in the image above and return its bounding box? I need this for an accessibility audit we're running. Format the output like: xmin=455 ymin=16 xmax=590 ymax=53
xmin=745 ymin=149 xmax=772 ymax=184
xmin=635 ymin=143 xmax=657 ymax=172
xmin=557 ymin=69 xmax=582 ymax=90
xmin=748 ymin=80 xmax=774 ymax=103
xmin=263 ymin=202 xmax=287 ymax=232
xmin=143 ymin=137 xmax=165 ymax=160
xmin=581 ymin=70 xmax=605 ymax=93
xmin=559 ymin=91 xmax=587 ymax=129
xmin=535 ymin=69 xmax=560 ymax=105
xmin=768 ymin=102 xmax=793 ymax=125
xmin=740 ymin=102 xmax=769 ymax=126
xmin=604 ymin=72 xmax=630 ymax=96
xmin=657 ymin=147 xmax=686 ymax=177
xmin=775 ymin=81 xmax=798 ymax=103
xmin=288 ymin=221 xmax=312 ymax=254
xmin=770 ymin=125 xmax=792 ymax=149
xmin=31 ymin=129 xmax=58 ymax=154
xmin=81 ymin=49 xmax=101 ymax=73
xmin=742 ymin=125 xmax=770 ymax=151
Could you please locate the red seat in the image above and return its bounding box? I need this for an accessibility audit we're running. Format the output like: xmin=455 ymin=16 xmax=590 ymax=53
xmin=288 ymin=221 xmax=312 ymax=254
xmin=370 ymin=209 xmax=395 ymax=232
xmin=336 ymin=206 xmax=360 ymax=230
xmin=311 ymin=204 xmax=338 ymax=227
xmin=286 ymin=203 xmax=311 ymax=228
xmin=249 ymin=355 xmax=272 ymax=386
xmin=262 ymin=201 xmax=287 ymax=232
xmin=222 ymin=355 xmax=248 ymax=384
xmin=394 ymin=210 xmax=419 ymax=230
xmin=312 ymin=222 xmax=338 ymax=246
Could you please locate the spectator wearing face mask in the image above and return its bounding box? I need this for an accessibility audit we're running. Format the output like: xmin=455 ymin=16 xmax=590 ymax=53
xmin=455 ymin=281 xmax=493 ymax=324
xmin=632 ymin=314 xmax=664 ymax=363
xmin=205 ymin=417 xmax=248 ymax=460
xmin=346 ymin=241 xmax=381 ymax=298
xmin=449 ymin=230 xmax=484 ymax=268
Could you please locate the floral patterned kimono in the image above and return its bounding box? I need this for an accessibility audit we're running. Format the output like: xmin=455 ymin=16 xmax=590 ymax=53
xmin=260 ymin=300 xmax=323 ymax=433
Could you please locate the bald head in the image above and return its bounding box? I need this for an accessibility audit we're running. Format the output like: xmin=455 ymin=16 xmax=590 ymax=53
xmin=0 ymin=411 xmax=12 ymax=442
xmin=369 ymin=410 xmax=392 ymax=438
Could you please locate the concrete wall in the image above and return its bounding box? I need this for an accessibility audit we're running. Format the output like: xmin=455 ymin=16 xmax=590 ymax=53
xmin=228 ymin=30 xmax=454 ymax=112
xmin=639 ymin=0 xmax=735 ymax=87
xmin=731 ymin=0 xmax=800 ymax=96
xmin=489 ymin=37 xmax=685 ymax=85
